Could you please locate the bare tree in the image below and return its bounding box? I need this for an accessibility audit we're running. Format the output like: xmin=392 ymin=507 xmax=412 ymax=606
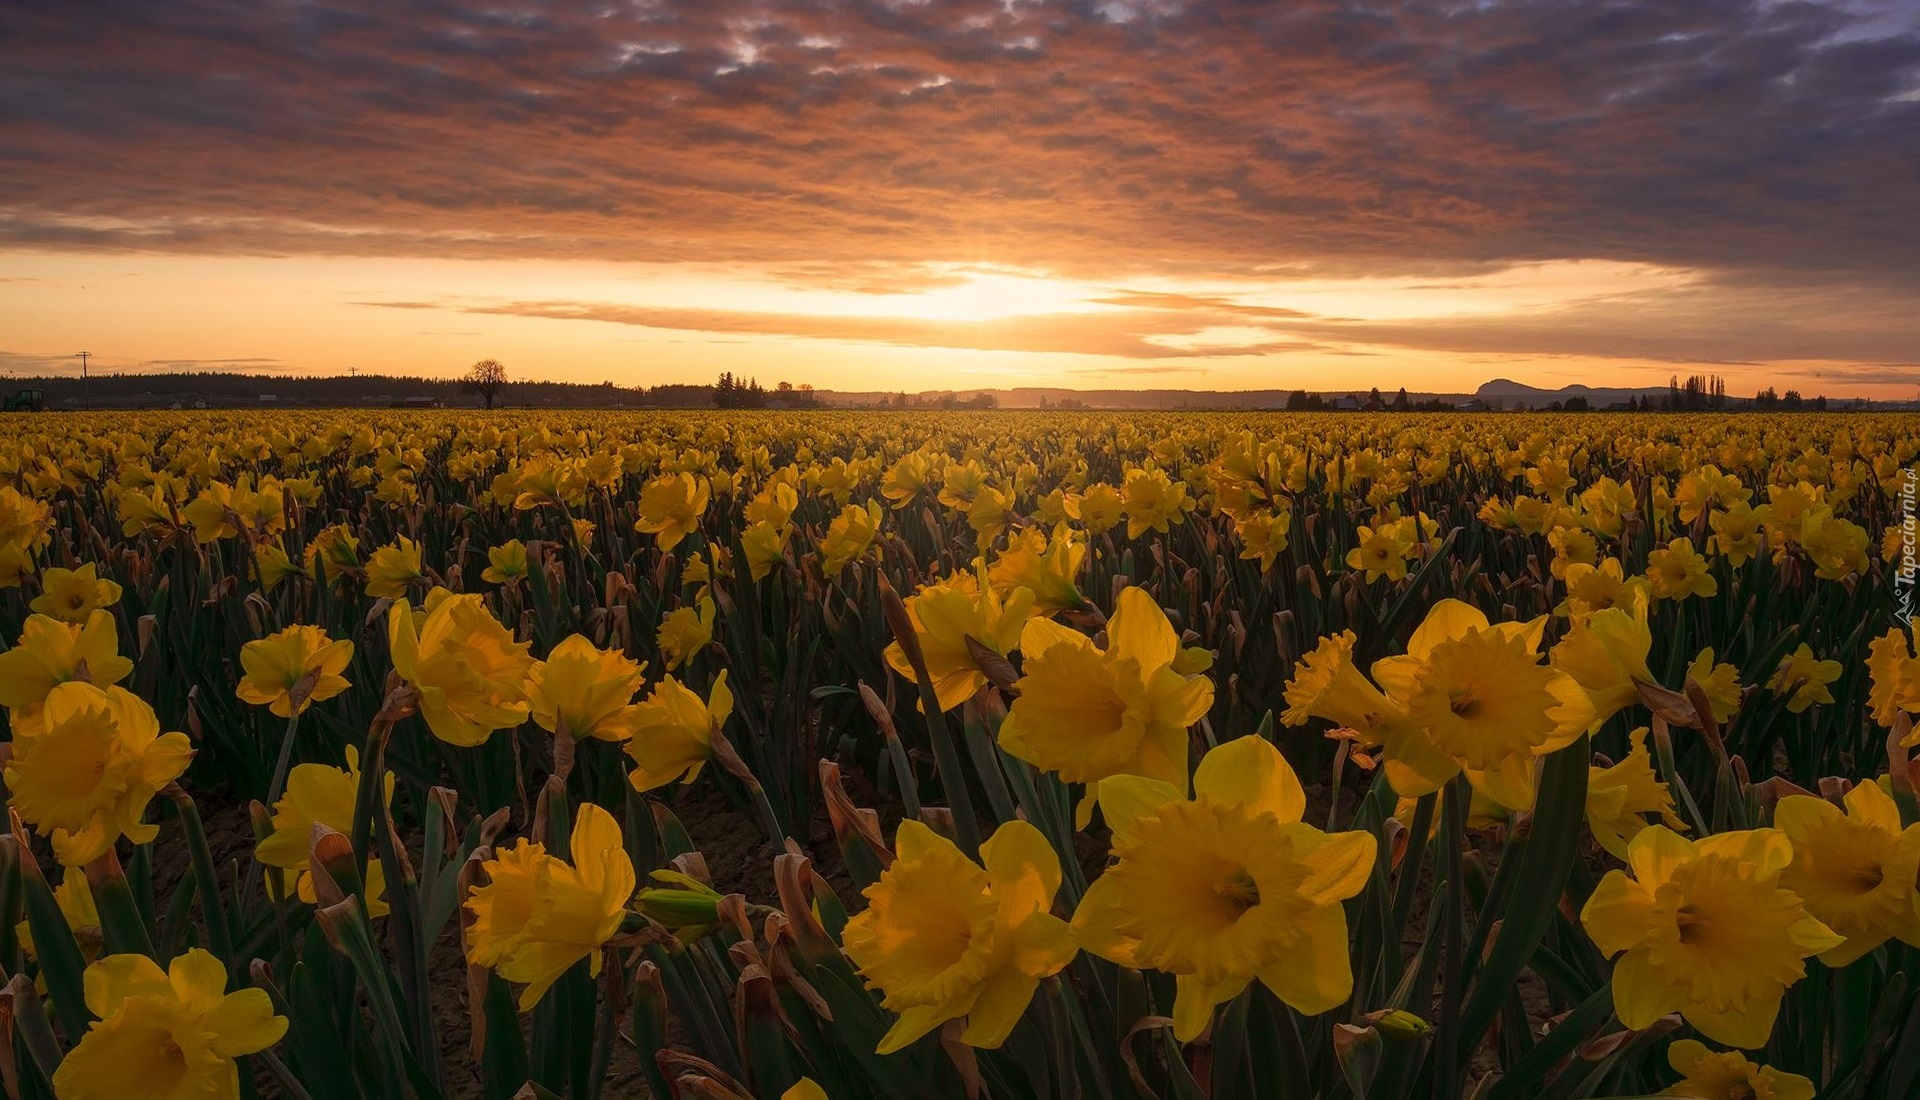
xmin=461 ymin=359 xmax=507 ymax=409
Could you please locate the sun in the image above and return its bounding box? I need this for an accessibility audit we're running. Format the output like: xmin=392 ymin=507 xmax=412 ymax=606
xmin=874 ymin=267 xmax=1113 ymax=323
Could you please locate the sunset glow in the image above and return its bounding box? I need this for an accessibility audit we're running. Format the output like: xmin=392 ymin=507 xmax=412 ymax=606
xmin=3 ymin=0 xmax=1917 ymax=397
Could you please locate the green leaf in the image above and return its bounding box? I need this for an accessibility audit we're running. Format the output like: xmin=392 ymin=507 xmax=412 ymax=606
xmin=1455 ymin=735 xmax=1591 ymax=1066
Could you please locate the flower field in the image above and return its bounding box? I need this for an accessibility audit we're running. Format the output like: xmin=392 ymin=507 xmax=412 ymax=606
xmin=1 ymin=408 xmax=1918 ymax=1100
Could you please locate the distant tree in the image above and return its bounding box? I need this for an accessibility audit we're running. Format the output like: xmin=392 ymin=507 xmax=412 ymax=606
xmin=1782 ymin=389 xmax=1804 ymax=410
xmin=461 ymin=359 xmax=508 ymax=409
xmin=968 ymin=393 xmax=999 ymax=409
xmin=1286 ymin=390 xmax=1310 ymax=410
xmin=1367 ymin=387 xmax=1384 ymax=410
xmin=1392 ymin=387 xmax=1411 ymax=411
xmin=1563 ymin=396 xmax=1590 ymax=412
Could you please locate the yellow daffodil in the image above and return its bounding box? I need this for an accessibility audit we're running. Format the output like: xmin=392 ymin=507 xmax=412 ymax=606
xmin=1550 ymin=605 xmax=1653 ymax=725
xmin=388 ymin=588 xmax=533 ymax=747
xmin=1071 ymin=736 xmax=1375 ymax=1040
xmin=1660 ymin=1039 xmax=1813 ymax=1100
xmin=30 ymin=562 xmax=123 ymax=622
xmin=255 ymin=747 xmax=393 ymax=917
xmin=843 ymin=819 xmax=1075 ymax=1053
xmin=0 ymin=610 xmax=135 ymax=737
xmin=1558 ymin=558 xmax=1649 ymax=619
xmin=999 ymin=587 xmax=1212 ymax=826
xmin=745 ymin=481 xmax=799 ymax=528
xmin=1121 ymin=467 xmax=1189 ymax=539
xmin=1547 ymin=526 xmax=1600 ymax=580
xmin=820 ymin=501 xmax=883 ymax=576
xmin=52 ymin=949 xmax=287 ymax=1100
xmin=363 ymin=535 xmax=424 ymax=599
xmin=526 ymin=634 xmax=646 ymax=742
xmin=1235 ymin=508 xmax=1291 ymax=572
xmin=1766 ymin=644 xmax=1841 ymax=713
xmin=1581 ymin=826 xmax=1842 ymax=1048
xmin=1686 ymin=649 xmax=1743 ymax=724
xmin=965 ymin=484 xmax=1014 ymax=551
xmin=626 ymin=671 xmax=732 ymax=792
xmin=1646 ymin=537 xmax=1717 ymax=601
xmin=305 ymin=523 xmax=360 ymax=584
xmin=4 ymin=681 xmax=194 ymax=865
xmin=1372 ymin=600 xmax=1592 ymax=808
xmin=741 ymin=520 xmax=790 ymax=582
xmin=882 ymin=452 xmax=933 ymax=509
xmin=1072 ymin=483 xmax=1124 ymax=536
xmin=656 ymin=596 xmax=715 ymax=671
xmin=253 ymin=541 xmax=308 ymax=593
xmin=1773 ymin=781 xmax=1920 ymax=966
xmin=234 ymin=624 xmax=353 ymax=718
xmin=634 ymin=472 xmax=710 ymax=552
xmin=1707 ymin=502 xmax=1769 ymax=567
xmin=465 ymin=802 xmax=636 ymax=1009
xmin=1587 ymin=728 xmax=1687 ymax=859
xmin=883 ymin=569 xmax=1036 ymax=712
xmin=1866 ymin=626 xmax=1920 ymax=735
xmin=1346 ymin=524 xmax=1414 ymax=583
xmin=482 ymin=539 xmax=530 ymax=585
xmin=986 ymin=524 xmax=1086 ymax=615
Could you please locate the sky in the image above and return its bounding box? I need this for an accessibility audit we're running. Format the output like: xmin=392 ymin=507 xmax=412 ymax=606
xmin=3 ymin=0 xmax=1919 ymax=397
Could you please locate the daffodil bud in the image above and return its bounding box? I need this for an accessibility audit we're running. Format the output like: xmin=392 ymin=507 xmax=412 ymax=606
xmin=1362 ymin=1008 xmax=1432 ymax=1040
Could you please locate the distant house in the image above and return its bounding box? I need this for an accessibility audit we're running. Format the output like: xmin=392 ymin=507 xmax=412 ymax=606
xmin=259 ymin=394 xmax=277 ymax=403
xmin=1459 ymin=399 xmax=1492 ymax=412
xmin=391 ymin=395 xmax=442 ymax=409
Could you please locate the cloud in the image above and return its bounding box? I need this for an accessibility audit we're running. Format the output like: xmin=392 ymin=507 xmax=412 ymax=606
xmin=0 ymin=0 xmax=1913 ymax=287
xmin=355 ymin=295 xmax=1322 ymax=359
xmin=1276 ymin=273 xmax=1920 ymax=366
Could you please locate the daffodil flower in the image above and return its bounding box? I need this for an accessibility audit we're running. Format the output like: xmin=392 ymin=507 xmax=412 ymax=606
xmin=235 ymin=624 xmax=353 ymax=718
xmin=3 ymin=681 xmax=194 ymax=865
xmin=883 ymin=568 xmax=1035 ymax=712
xmin=0 ymin=610 xmax=135 ymax=738
xmin=1581 ymin=826 xmax=1842 ymax=1048
xmin=388 ymin=587 xmax=533 ymax=747
xmin=1071 ymin=735 xmax=1375 ymax=1041
xmin=634 ymin=471 xmax=710 ymax=552
xmin=30 ymin=562 xmax=123 ymax=622
xmin=526 ymin=634 xmax=646 ymax=742
xmin=842 ymin=818 xmax=1076 ymax=1053
xmin=1774 ymin=781 xmax=1920 ymax=966
xmin=255 ymin=747 xmax=395 ymax=916
xmin=465 ymin=802 xmax=637 ymax=1010
xmin=52 ymin=949 xmax=287 ymax=1100
xmin=999 ymin=587 xmax=1212 ymax=826
xmin=626 ymin=671 xmax=732 ymax=792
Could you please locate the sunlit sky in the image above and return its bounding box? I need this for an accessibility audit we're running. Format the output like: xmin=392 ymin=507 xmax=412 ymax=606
xmin=4 ymin=0 xmax=1919 ymax=397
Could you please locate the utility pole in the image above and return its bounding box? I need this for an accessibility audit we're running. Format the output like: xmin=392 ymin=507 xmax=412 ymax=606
xmin=76 ymin=351 xmax=91 ymax=410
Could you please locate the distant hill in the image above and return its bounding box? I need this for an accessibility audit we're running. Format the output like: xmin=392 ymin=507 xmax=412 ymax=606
xmin=1472 ymin=378 xmax=1671 ymax=407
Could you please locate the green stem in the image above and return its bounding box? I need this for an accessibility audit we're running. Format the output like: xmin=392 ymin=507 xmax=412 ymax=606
xmin=170 ymin=786 xmax=237 ymax=972
xmin=266 ymin=708 xmax=304 ymax=807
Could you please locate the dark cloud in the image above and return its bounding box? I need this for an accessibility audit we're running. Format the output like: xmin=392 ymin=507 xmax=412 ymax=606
xmin=0 ymin=0 xmax=1913 ymax=286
